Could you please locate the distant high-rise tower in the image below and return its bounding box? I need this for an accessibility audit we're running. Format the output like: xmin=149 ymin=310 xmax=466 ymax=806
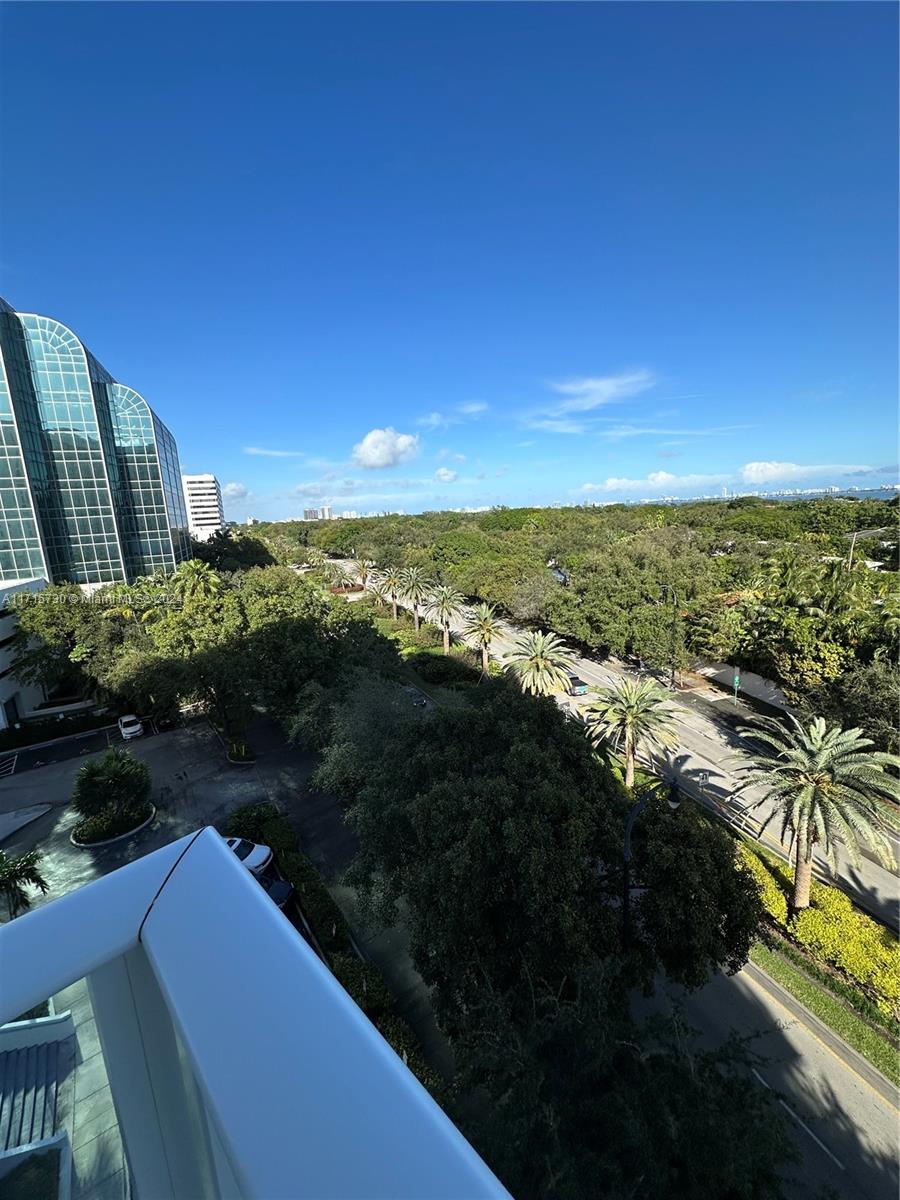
xmin=182 ymin=474 xmax=225 ymax=542
xmin=303 ymin=508 xmax=319 ymax=521
xmin=319 ymin=505 xmax=333 ymax=521
xmin=0 ymin=297 xmax=189 ymax=586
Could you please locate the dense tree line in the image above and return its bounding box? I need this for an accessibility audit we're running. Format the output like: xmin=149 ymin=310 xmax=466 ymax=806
xmin=241 ymin=496 xmax=899 ymax=750
xmin=11 ymin=556 xmax=808 ymax=1194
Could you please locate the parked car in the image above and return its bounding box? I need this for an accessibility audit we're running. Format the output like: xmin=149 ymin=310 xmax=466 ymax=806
xmin=260 ymin=876 xmax=293 ymax=910
xmin=117 ymin=714 xmax=144 ymax=740
xmin=225 ymin=837 xmax=273 ymax=876
xmin=566 ymin=676 xmax=589 ymax=697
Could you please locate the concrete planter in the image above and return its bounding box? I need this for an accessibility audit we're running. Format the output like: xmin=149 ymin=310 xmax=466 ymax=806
xmin=70 ymin=805 xmax=156 ymax=848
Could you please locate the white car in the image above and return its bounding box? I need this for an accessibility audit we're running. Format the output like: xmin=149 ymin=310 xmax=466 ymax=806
xmin=118 ymin=714 xmax=144 ymax=740
xmin=225 ymin=837 xmax=273 ymax=876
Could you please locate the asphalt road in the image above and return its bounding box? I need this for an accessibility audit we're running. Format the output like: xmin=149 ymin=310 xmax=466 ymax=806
xmin=647 ymin=965 xmax=900 ymax=1200
xmin=351 ymin=569 xmax=899 ymax=930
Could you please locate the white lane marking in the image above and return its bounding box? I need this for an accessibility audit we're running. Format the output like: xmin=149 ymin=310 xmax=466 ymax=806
xmin=751 ymin=1068 xmax=845 ymax=1170
xmin=0 ymin=754 xmax=17 ymax=777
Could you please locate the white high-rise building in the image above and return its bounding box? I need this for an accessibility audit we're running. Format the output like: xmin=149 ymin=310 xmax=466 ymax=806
xmin=182 ymin=474 xmax=225 ymax=542
xmin=319 ymin=505 xmax=333 ymax=521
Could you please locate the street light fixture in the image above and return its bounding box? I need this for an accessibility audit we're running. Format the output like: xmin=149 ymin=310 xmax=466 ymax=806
xmin=658 ymin=584 xmax=679 ymax=691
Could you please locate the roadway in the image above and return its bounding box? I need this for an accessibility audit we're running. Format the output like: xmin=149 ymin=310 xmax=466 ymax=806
xmin=643 ymin=963 xmax=899 ymax=1200
xmin=337 ymin=562 xmax=899 ymax=930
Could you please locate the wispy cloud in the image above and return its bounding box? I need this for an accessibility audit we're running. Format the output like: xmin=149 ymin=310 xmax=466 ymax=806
xmin=576 ymin=460 xmax=879 ymax=498
xmin=222 ymin=481 xmax=249 ymax=499
xmin=522 ymin=417 xmax=588 ymax=435
xmin=597 ymin=423 xmax=753 ymax=441
xmin=418 ymin=402 xmax=490 ymax=429
xmin=434 ymin=467 xmax=458 ymax=483
xmin=457 ymin=401 xmax=489 ymax=416
xmin=416 ymin=412 xmax=452 ymax=430
xmin=244 ymin=446 xmax=305 ymax=458
xmin=548 ymin=370 xmax=656 ymax=414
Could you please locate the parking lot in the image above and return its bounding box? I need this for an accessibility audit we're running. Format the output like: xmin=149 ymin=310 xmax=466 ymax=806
xmin=0 ymin=719 xmax=157 ymax=777
xmin=0 ymin=715 xmax=321 ymax=908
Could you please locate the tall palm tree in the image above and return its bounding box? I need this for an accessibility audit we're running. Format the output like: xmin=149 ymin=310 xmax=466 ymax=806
xmin=354 ymin=560 xmax=377 ymax=589
xmin=463 ymin=602 xmax=502 ymax=676
xmin=738 ymin=715 xmax=900 ymax=913
xmin=400 ymin=566 xmax=431 ymax=632
xmin=503 ymin=630 xmax=575 ymax=697
xmin=381 ymin=567 xmax=404 ymax=622
xmin=0 ymin=849 xmax=48 ymax=920
xmin=586 ymin=677 xmax=679 ymax=790
xmin=425 ymin=585 xmax=466 ymax=655
xmin=367 ymin=576 xmax=391 ymax=609
xmin=326 ymin=561 xmax=353 ymax=590
xmin=170 ymin=559 xmax=223 ymax=604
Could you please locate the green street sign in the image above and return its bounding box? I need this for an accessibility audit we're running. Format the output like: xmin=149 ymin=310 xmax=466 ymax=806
xmin=733 ymin=674 xmax=740 ymax=687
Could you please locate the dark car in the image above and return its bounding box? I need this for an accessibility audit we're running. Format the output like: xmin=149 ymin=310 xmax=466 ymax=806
xmin=260 ymin=876 xmax=294 ymax=910
xmin=567 ymin=676 xmax=589 ymax=697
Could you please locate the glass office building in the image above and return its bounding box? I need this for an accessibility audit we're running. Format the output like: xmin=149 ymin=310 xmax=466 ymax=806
xmin=0 ymin=298 xmax=190 ymax=585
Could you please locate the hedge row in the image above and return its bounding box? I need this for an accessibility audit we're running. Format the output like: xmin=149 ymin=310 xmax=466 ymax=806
xmin=278 ymin=851 xmax=355 ymax=956
xmin=738 ymin=842 xmax=900 ymax=1021
xmin=0 ymin=710 xmax=112 ymax=753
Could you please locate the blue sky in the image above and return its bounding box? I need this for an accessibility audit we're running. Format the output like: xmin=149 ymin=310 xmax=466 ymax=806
xmin=1 ymin=2 xmax=896 ymax=518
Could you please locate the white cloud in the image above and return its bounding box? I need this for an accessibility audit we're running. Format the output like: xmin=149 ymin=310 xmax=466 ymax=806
xmin=452 ymin=453 xmax=466 ymax=462
xmin=740 ymin=461 xmax=870 ymax=484
xmin=244 ymin=446 xmax=305 ymax=458
xmin=598 ymin=423 xmax=752 ymax=441
xmin=457 ymin=401 xmax=489 ymax=415
xmin=579 ymin=470 xmax=730 ymax=494
xmin=222 ymin=482 xmax=248 ymax=499
xmin=352 ymin=427 xmax=420 ymax=469
xmin=516 ymin=440 xmax=535 ymax=448
xmin=435 ymin=467 xmax=458 ymax=483
xmin=548 ymin=370 xmax=656 ymax=414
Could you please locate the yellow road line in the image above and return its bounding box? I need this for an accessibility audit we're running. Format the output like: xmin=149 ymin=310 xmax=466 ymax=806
xmin=743 ymin=967 xmax=900 ymax=1115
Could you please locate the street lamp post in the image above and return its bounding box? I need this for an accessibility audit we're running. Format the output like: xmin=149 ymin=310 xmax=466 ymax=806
xmin=659 ymin=585 xmax=678 ymax=691
xmin=621 ymin=778 xmax=681 ymax=950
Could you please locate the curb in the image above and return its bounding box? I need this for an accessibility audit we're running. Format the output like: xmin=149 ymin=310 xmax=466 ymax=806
xmin=70 ymin=805 xmax=157 ymax=848
xmin=0 ymin=723 xmax=116 ymax=757
xmin=744 ymin=958 xmax=899 ymax=1110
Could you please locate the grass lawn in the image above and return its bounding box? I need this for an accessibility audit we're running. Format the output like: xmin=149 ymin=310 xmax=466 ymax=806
xmin=750 ymin=942 xmax=900 ymax=1088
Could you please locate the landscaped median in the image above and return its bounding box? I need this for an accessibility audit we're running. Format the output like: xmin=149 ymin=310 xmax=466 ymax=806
xmin=222 ymin=802 xmax=443 ymax=1096
xmin=739 ymin=839 xmax=900 ymax=1087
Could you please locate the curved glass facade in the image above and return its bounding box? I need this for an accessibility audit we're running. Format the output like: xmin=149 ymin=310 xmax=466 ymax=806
xmin=0 ymin=299 xmax=189 ymax=586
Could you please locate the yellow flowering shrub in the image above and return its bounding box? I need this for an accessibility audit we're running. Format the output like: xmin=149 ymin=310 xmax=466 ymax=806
xmin=738 ymin=843 xmax=788 ymax=925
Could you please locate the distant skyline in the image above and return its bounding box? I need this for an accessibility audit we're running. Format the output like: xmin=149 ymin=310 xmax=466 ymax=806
xmin=1 ymin=3 xmax=896 ymax=519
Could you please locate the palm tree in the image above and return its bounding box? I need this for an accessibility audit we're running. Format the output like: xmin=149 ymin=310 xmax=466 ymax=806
xmin=367 ymin=576 xmax=391 ymax=609
xmin=354 ymin=560 xmax=377 ymax=589
xmin=305 ymin=547 xmax=325 ymax=569
xmin=503 ymin=630 xmax=575 ymax=697
xmin=738 ymin=715 xmax=900 ymax=913
xmin=326 ymin=561 xmax=353 ymax=590
xmin=425 ymin=585 xmax=466 ymax=655
xmin=400 ymin=566 xmax=431 ymax=632
xmin=0 ymin=849 xmax=48 ymax=920
xmin=586 ymin=677 xmax=679 ymax=790
xmin=463 ymin=602 xmax=502 ymax=676
xmin=170 ymin=559 xmax=223 ymax=604
xmin=381 ymin=567 xmax=404 ymax=622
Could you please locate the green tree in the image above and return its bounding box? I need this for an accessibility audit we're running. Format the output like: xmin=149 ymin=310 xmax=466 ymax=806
xmin=0 ymin=849 xmax=48 ymax=920
xmin=425 ymin=584 xmax=465 ymax=655
xmin=738 ymin=715 xmax=900 ymax=912
xmin=462 ymin=602 xmax=501 ymax=675
xmin=366 ymin=576 xmax=391 ymax=609
xmin=503 ymin=629 xmax=574 ymax=696
xmin=587 ymin=677 xmax=679 ymax=789
xmin=353 ymin=560 xmax=377 ymax=588
xmin=170 ymin=559 xmax=223 ymax=603
xmin=72 ymin=747 xmax=152 ymax=820
xmin=381 ymin=566 xmax=404 ymax=621
xmin=400 ymin=566 xmax=431 ymax=632
xmin=456 ymin=966 xmax=795 ymax=1200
